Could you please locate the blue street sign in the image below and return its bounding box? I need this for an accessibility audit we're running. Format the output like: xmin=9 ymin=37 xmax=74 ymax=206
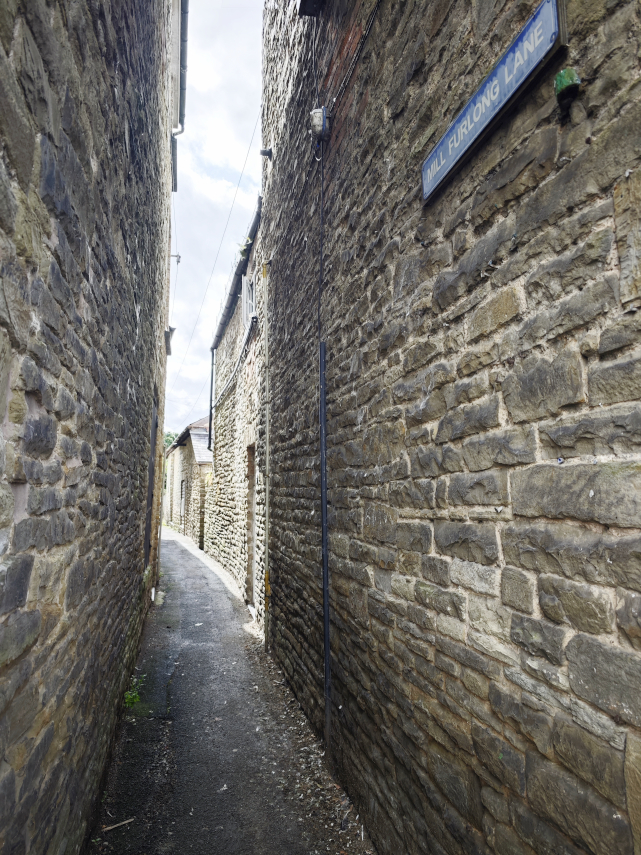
xmin=422 ymin=0 xmax=565 ymax=203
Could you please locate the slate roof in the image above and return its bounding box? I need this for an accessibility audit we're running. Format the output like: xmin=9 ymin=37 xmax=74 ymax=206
xmin=167 ymin=416 xmax=213 ymax=465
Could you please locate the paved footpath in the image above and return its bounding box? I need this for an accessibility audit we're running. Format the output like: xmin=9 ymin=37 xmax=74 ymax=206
xmin=86 ymin=528 xmax=375 ymax=855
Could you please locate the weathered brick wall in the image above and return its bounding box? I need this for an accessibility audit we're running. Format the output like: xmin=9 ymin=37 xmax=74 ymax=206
xmin=204 ymin=259 xmax=267 ymax=621
xmin=164 ymin=439 xmax=211 ymax=548
xmin=262 ymin=2 xmax=641 ymax=854
xmin=0 ymin=1 xmax=172 ymax=852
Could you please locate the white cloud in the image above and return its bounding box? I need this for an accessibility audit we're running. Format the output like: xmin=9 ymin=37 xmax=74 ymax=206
xmin=164 ymin=0 xmax=263 ymax=433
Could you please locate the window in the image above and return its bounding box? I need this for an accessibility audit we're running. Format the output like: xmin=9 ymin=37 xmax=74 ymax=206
xmin=242 ymin=275 xmax=255 ymax=328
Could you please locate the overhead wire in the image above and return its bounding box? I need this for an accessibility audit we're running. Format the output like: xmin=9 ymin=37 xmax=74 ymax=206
xmin=167 ymin=110 xmax=261 ymax=396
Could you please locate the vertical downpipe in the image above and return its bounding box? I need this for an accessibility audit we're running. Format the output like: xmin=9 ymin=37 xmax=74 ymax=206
xmin=318 ymin=139 xmax=331 ymax=753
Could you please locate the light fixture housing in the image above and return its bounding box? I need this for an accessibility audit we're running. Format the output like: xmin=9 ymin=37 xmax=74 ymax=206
xmin=298 ymin=0 xmax=323 ymax=17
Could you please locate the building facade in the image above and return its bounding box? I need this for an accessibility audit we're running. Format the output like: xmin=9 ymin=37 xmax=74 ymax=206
xmin=204 ymin=200 xmax=268 ymax=619
xmin=257 ymin=2 xmax=641 ymax=855
xmin=165 ymin=417 xmax=213 ymax=549
xmin=0 ymin=1 xmax=177 ymax=852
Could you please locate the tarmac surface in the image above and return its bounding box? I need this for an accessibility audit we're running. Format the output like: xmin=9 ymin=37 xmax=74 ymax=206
xmin=85 ymin=527 xmax=375 ymax=855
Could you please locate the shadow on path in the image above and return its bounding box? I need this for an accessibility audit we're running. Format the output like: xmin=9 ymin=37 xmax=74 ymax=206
xmin=85 ymin=528 xmax=375 ymax=855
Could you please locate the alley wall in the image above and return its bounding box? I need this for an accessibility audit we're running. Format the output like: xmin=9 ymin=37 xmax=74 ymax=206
xmin=165 ymin=435 xmax=211 ymax=549
xmin=204 ymin=262 xmax=267 ymax=620
xmin=261 ymin=1 xmax=641 ymax=854
xmin=0 ymin=1 xmax=172 ymax=852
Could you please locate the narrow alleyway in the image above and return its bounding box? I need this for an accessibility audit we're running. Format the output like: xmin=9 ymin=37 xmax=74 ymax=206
xmin=86 ymin=529 xmax=375 ymax=855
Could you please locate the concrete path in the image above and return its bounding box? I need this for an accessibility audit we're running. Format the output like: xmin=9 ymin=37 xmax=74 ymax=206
xmin=86 ymin=528 xmax=375 ymax=855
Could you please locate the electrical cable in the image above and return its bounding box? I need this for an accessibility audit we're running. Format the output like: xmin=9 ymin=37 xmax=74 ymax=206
xmin=180 ymin=374 xmax=210 ymax=425
xmin=167 ymin=110 xmax=260 ymax=395
xmin=329 ymin=0 xmax=381 ymax=116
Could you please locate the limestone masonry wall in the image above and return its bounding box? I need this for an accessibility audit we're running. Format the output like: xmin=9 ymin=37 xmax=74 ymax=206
xmin=0 ymin=1 xmax=172 ymax=852
xmin=261 ymin=1 xmax=641 ymax=854
xmin=165 ymin=436 xmax=211 ymax=549
xmin=204 ymin=251 xmax=267 ymax=622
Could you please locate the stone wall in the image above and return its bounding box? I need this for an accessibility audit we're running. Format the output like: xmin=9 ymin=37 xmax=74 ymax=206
xmin=204 ymin=253 xmax=267 ymax=621
xmin=164 ymin=437 xmax=211 ymax=549
xmin=261 ymin=2 xmax=641 ymax=854
xmin=0 ymin=1 xmax=172 ymax=852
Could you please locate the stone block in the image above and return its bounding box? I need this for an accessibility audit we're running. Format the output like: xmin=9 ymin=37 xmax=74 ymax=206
xmin=457 ymin=341 xmax=499 ymax=377
xmin=552 ymin=715 xmax=626 ymax=809
xmin=589 ymin=354 xmax=641 ymax=406
xmin=489 ymin=683 xmax=553 ymax=755
xmin=415 ymin=581 xmax=466 ymax=620
xmin=526 ymin=752 xmax=633 ymax=855
xmin=598 ymin=313 xmax=641 ymax=355
xmin=481 ymin=786 xmax=509 ymax=823
xmin=614 ymin=169 xmax=641 ymax=303
xmin=54 ymin=386 xmax=75 ymax=420
xmin=406 ymin=390 xmax=447 ymax=425
xmin=501 ymin=566 xmax=535 ymax=614
xmin=427 ymin=743 xmax=483 ymax=826
xmin=435 ymin=396 xmax=500 ymax=443
xmin=468 ymin=595 xmax=511 ymax=641
xmin=0 ymin=39 xmax=34 ymax=186
xmin=420 ymin=555 xmax=450 ymax=586
xmin=0 ymin=610 xmax=41 ymax=668
xmin=625 ymin=732 xmax=641 ymax=855
xmin=434 ymin=521 xmax=499 ymax=566
xmin=502 ymin=351 xmax=585 ymax=423
xmin=0 ymin=554 xmax=34 ymax=615
xmin=396 ymin=521 xmax=432 ymax=554
xmin=443 ymin=373 xmax=489 ymax=410
xmin=502 ymin=521 xmax=641 ymax=593
xmin=462 ymin=427 xmax=537 ymax=472
xmin=567 ymin=633 xmax=641 ymax=727
xmin=363 ymin=503 xmax=398 ymax=545
xmin=511 ymin=801 xmax=587 ymax=855
xmin=0 ymin=483 xmax=13 ymax=528
xmin=539 ymin=405 xmax=641 ymax=459
xmin=511 ymin=463 xmax=641 ymax=528
xmin=471 ymin=721 xmax=525 ymax=795
xmin=468 ymin=285 xmax=522 ymax=341
xmin=616 ymin=589 xmax=641 ymax=650
xmin=0 ymin=157 xmax=16 ymax=235
xmin=538 ymin=575 xmax=614 ymax=634
xmin=23 ymin=415 xmax=57 ymax=459
xmin=448 ymin=470 xmax=508 ymax=506
xmin=410 ymin=443 xmax=464 ymax=477
xmin=388 ymin=478 xmax=435 ymax=509
xmin=511 ymin=614 xmax=568 ymax=665
xmin=518 ymin=276 xmax=618 ymax=350
xmin=450 ymin=558 xmax=498 ymax=595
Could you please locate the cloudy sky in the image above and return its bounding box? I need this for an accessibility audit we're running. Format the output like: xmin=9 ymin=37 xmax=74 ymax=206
xmin=164 ymin=0 xmax=263 ymax=433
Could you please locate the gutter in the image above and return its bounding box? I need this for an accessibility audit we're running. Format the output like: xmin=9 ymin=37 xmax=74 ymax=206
xmin=211 ymin=196 xmax=263 ymax=351
xmin=173 ymin=0 xmax=189 ymax=137
xmin=208 ymin=197 xmax=262 ymax=450
xmin=171 ymin=0 xmax=189 ymax=191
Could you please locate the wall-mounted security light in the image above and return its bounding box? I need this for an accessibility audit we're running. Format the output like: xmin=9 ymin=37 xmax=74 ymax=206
xmin=260 ymin=148 xmax=273 ymax=160
xmin=298 ymin=0 xmax=323 ymax=16
xmin=310 ymin=107 xmax=330 ymax=142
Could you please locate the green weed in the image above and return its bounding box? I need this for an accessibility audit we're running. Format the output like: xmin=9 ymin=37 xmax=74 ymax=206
xmin=124 ymin=674 xmax=145 ymax=707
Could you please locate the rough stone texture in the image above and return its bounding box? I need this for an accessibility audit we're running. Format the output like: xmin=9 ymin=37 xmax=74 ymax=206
xmin=626 ymin=732 xmax=641 ymax=855
xmin=538 ymin=574 xmax=614 ymax=634
xmin=567 ymin=634 xmax=641 ymax=727
xmin=204 ymin=262 xmax=267 ymax=623
xmin=164 ymin=421 xmax=212 ymax=550
xmin=0 ymin=3 xmax=172 ymax=853
xmin=254 ymin=2 xmax=641 ymax=854
xmin=613 ymin=169 xmax=641 ymax=304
